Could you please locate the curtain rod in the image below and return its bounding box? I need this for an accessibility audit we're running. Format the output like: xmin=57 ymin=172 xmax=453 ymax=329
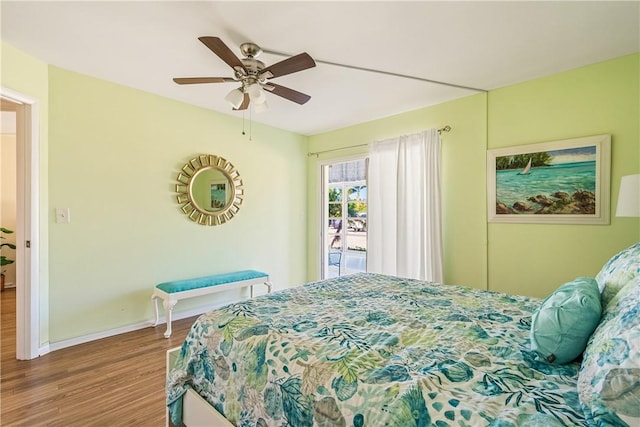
xmin=307 ymin=125 xmax=451 ymax=157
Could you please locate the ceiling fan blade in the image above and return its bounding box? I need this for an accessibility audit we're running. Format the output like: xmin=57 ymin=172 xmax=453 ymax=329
xmin=233 ymin=93 xmax=250 ymax=110
xmin=173 ymin=77 xmax=236 ymax=85
xmin=264 ymin=83 xmax=311 ymax=105
xmin=260 ymin=53 xmax=316 ymax=79
xmin=198 ymin=36 xmax=245 ymax=71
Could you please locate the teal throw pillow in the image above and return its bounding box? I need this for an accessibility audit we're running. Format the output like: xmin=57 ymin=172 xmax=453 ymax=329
xmin=531 ymin=277 xmax=602 ymax=364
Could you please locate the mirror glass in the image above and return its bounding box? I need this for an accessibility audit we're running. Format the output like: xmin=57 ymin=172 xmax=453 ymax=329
xmin=175 ymin=155 xmax=244 ymax=226
xmin=191 ymin=168 xmax=231 ymax=212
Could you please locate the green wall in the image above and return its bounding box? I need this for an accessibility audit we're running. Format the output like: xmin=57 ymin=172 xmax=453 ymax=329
xmin=44 ymin=67 xmax=307 ymax=342
xmin=44 ymin=67 xmax=308 ymax=342
xmin=1 ymin=41 xmax=51 ymax=344
xmin=488 ymin=54 xmax=639 ymax=298
xmin=308 ymin=54 xmax=639 ymax=298
xmin=307 ymin=93 xmax=489 ymax=289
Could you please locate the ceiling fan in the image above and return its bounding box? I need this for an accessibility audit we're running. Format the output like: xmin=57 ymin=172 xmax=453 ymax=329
xmin=173 ymin=37 xmax=316 ymax=112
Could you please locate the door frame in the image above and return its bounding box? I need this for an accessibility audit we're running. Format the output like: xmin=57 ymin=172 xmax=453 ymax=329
xmin=318 ymin=154 xmax=368 ymax=279
xmin=2 ymin=87 xmax=41 ymax=360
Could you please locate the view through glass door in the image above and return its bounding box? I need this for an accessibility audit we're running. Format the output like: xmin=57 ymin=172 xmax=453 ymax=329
xmin=323 ymin=158 xmax=367 ymax=278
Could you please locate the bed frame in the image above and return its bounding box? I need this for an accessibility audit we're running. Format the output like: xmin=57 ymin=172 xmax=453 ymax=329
xmin=166 ymin=347 xmax=232 ymax=427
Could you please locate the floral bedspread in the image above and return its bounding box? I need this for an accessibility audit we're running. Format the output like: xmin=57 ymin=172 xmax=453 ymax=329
xmin=167 ymin=273 xmax=585 ymax=426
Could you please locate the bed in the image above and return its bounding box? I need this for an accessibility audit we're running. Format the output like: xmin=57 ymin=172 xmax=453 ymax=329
xmin=166 ymin=242 xmax=640 ymax=427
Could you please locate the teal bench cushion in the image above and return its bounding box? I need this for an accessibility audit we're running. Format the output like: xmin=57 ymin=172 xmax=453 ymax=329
xmin=156 ymin=270 xmax=268 ymax=294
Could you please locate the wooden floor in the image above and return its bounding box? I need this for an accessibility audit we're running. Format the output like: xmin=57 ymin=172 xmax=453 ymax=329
xmin=0 ymin=288 xmax=199 ymax=426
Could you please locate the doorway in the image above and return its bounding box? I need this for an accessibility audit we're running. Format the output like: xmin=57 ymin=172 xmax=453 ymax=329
xmin=321 ymin=157 xmax=368 ymax=279
xmin=1 ymin=98 xmax=19 ymax=361
xmin=1 ymin=101 xmax=18 ymax=292
xmin=1 ymin=88 xmax=41 ymax=360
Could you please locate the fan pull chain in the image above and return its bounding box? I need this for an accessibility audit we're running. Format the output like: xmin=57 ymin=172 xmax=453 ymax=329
xmin=240 ymin=109 xmax=252 ymax=141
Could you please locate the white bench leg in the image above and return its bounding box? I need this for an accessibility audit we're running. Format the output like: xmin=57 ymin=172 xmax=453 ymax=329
xmin=151 ymin=294 xmax=161 ymax=326
xmin=250 ymin=281 xmax=272 ymax=298
xmin=163 ymin=299 xmax=177 ymax=338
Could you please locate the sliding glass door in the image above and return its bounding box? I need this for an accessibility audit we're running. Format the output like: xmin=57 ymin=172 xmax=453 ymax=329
xmin=321 ymin=158 xmax=368 ymax=279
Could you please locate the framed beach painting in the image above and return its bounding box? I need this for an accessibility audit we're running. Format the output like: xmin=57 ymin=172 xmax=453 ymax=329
xmin=487 ymin=134 xmax=611 ymax=224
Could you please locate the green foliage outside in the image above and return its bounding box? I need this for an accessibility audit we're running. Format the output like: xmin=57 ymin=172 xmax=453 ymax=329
xmin=329 ymin=186 xmax=367 ymax=217
xmin=496 ymin=152 xmax=553 ymax=170
xmin=348 ymin=185 xmax=366 ymax=201
xmin=348 ymin=202 xmax=366 ymax=217
xmin=328 ymin=203 xmax=342 ymax=218
xmin=328 ymin=188 xmax=342 ymax=202
xmin=328 ymin=188 xmax=343 ymax=218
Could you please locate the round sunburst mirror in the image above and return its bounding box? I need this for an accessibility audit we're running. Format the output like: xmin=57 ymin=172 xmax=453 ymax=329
xmin=176 ymin=155 xmax=244 ymax=226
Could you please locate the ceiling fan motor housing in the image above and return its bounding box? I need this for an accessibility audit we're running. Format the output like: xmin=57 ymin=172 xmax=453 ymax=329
xmin=241 ymin=58 xmax=265 ymax=76
xmin=235 ymin=58 xmax=266 ymax=92
xmin=240 ymin=42 xmax=262 ymax=58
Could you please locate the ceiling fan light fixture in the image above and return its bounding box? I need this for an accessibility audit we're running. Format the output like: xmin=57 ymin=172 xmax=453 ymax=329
xmin=254 ymin=99 xmax=269 ymax=113
xmin=224 ymin=88 xmax=245 ymax=109
xmin=247 ymin=83 xmax=267 ymax=104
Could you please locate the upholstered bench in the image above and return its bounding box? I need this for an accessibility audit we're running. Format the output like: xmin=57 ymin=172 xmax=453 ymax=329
xmin=151 ymin=270 xmax=272 ymax=338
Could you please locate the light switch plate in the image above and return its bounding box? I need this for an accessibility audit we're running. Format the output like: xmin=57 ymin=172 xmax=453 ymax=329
xmin=56 ymin=208 xmax=70 ymax=224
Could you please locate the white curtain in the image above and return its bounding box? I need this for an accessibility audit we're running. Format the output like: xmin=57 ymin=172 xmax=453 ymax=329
xmin=367 ymin=129 xmax=443 ymax=282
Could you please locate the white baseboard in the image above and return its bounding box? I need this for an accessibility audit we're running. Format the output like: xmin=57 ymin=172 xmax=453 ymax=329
xmin=39 ymin=343 xmax=50 ymax=356
xmin=48 ymin=304 xmax=222 ymax=353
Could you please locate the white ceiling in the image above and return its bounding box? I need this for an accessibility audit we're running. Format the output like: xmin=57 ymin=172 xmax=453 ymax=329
xmin=2 ymin=1 xmax=639 ymax=136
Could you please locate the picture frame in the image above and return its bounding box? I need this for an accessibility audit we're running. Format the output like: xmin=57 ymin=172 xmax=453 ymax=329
xmin=487 ymin=134 xmax=611 ymax=224
xmin=210 ymin=181 xmax=227 ymax=210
